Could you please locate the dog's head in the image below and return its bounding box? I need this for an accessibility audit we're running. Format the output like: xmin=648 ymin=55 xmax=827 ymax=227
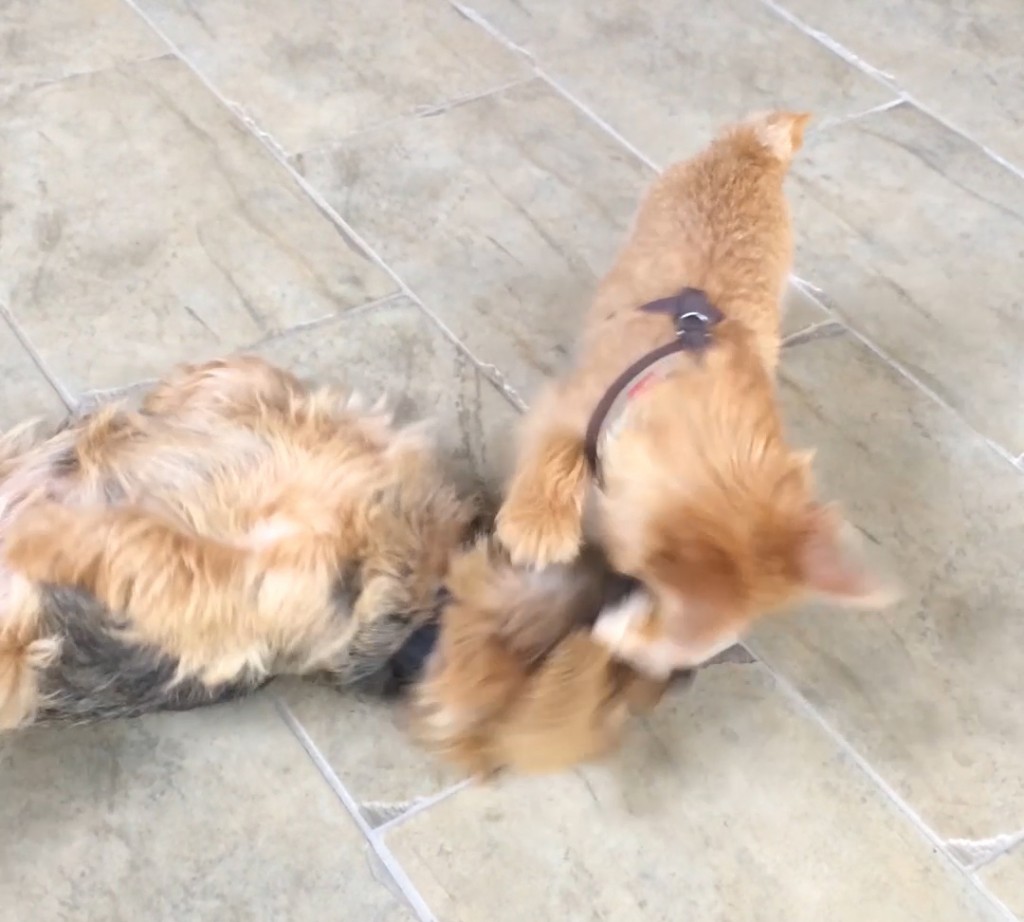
xmin=596 ymin=341 xmax=894 ymax=671
xmin=718 ymin=109 xmax=812 ymax=166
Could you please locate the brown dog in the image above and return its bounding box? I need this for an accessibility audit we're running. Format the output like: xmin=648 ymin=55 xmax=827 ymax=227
xmin=0 ymin=356 xmax=675 ymax=776
xmin=496 ymin=111 xmax=891 ymax=677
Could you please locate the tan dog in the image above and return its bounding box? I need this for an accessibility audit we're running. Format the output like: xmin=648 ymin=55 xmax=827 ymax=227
xmin=497 ymin=111 xmax=891 ymax=677
xmin=0 ymin=356 xmax=678 ymax=776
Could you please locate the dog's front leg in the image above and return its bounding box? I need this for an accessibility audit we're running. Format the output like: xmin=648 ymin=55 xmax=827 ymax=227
xmin=496 ymin=384 xmax=590 ymax=567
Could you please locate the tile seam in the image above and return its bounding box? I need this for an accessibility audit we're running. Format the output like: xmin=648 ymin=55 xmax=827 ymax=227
xmin=275 ymin=697 xmax=439 ymax=922
xmin=372 ymin=779 xmax=474 ymax=836
xmin=743 ymin=650 xmax=1021 ymax=922
xmin=292 ymin=76 xmax=538 ymax=163
xmin=760 ymin=0 xmax=1024 ymax=182
xmin=0 ymin=304 xmax=75 ymax=410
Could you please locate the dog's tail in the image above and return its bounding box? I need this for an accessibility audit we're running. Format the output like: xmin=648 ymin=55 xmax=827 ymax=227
xmin=0 ymin=580 xmax=57 ymax=730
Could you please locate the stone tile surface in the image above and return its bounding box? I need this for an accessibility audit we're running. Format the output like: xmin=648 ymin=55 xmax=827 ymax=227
xmin=3 ymin=0 xmax=1023 ymax=918
xmin=0 ymin=56 xmax=393 ymax=397
xmin=135 ymin=0 xmax=529 ymax=154
xmin=299 ymin=79 xmax=653 ymax=403
xmin=0 ymin=697 xmax=410 ymax=922
xmin=751 ymin=329 xmax=1024 ymax=840
xmin=790 ymin=104 xmax=1024 ymax=455
xmin=776 ymin=0 xmax=1024 ymax=167
xmin=385 ymin=665 xmax=1001 ymax=922
xmin=0 ymin=0 xmax=166 ymax=96
xmin=0 ymin=317 xmax=66 ymax=426
xmin=463 ymin=0 xmax=894 ymax=165
xmin=263 ymin=299 xmax=519 ymax=806
xmin=983 ymin=846 xmax=1024 ymax=919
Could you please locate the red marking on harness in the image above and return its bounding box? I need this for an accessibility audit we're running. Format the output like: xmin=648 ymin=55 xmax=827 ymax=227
xmin=626 ymin=373 xmax=657 ymax=401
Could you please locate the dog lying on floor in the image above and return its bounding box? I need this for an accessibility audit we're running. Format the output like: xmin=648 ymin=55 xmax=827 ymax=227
xmin=0 ymin=356 xmax=679 ymax=776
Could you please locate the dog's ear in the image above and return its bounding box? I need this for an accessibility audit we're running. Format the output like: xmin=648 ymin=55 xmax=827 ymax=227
xmin=797 ymin=504 xmax=897 ymax=608
xmin=751 ymin=111 xmax=812 ymax=161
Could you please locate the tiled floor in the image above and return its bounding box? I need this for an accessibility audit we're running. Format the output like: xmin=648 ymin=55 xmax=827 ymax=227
xmin=0 ymin=0 xmax=1021 ymax=919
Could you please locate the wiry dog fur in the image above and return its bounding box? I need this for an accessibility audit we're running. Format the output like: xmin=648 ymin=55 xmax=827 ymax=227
xmin=412 ymin=539 xmax=679 ymax=776
xmin=0 ymin=357 xmax=472 ymax=728
xmin=497 ymin=111 xmax=893 ymax=676
xmin=0 ymin=356 xmax=678 ymax=776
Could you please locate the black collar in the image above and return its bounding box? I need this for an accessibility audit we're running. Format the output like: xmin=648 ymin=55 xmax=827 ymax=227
xmin=583 ymin=288 xmax=724 ymax=485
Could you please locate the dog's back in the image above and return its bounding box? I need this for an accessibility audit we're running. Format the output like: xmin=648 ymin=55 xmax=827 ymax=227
xmin=0 ymin=357 xmax=473 ymax=729
xmin=586 ymin=110 xmax=809 ymax=373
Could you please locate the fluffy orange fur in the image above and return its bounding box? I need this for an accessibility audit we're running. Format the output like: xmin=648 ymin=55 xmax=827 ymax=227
xmin=0 ymin=357 xmax=472 ymax=724
xmin=497 ymin=111 xmax=892 ymax=675
xmin=0 ymin=356 xmax=676 ymax=776
xmin=411 ymin=540 xmax=675 ymax=776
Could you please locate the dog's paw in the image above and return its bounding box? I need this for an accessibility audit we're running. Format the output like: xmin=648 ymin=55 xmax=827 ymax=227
xmin=495 ymin=499 xmax=583 ymax=568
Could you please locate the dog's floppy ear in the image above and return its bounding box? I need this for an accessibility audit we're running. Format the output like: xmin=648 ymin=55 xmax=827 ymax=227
xmin=797 ymin=504 xmax=897 ymax=608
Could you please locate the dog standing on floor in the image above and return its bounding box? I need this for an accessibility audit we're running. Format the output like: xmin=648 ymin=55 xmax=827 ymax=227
xmin=496 ymin=110 xmax=894 ymax=678
xmin=0 ymin=356 xmax=676 ymax=776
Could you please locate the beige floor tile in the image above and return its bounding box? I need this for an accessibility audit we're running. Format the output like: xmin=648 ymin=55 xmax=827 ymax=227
xmin=385 ymin=665 xmax=1003 ymax=922
xmin=262 ymin=299 xmax=519 ymax=807
xmin=0 ymin=696 xmax=411 ymax=922
xmin=463 ymin=0 xmax=894 ymax=166
xmin=790 ymin=103 xmax=1024 ymax=455
xmin=298 ymin=79 xmax=654 ymax=404
xmin=0 ymin=317 xmax=66 ymax=427
xmin=776 ymin=0 xmax=1024 ymax=167
xmin=749 ymin=328 xmax=1024 ymax=840
xmin=134 ymin=0 xmax=529 ymax=155
xmin=0 ymin=56 xmax=394 ymax=397
xmin=982 ymin=845 xmax=1024 ymax=918
xmin=0 ymin=0 xmax=166 ymax=96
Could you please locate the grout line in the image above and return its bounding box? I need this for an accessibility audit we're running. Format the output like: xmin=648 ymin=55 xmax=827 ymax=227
xmin=292 ymin=76 xmax=536 ymax=164
xmin=67 ymin=295 xmax=409 ymax=412
xmin=759 ymin=0 xmax=898 ymax=84
xmin=0 ymin=306 xmax=76 ymax=410
xmin=744 ymin=648 xmax=1021 ymax=922
xmin=245 ymin=292 xmax=409 ymax=349
xmin=275 ymin=698 xmax=439 ymax=922
xmin=538 ymin=70 xmax=660 ymax=171
xmin=407 ymin=298 xmax=529 ymax=411
xmin=761 ymin=0 xmax=1024 ymax=182
xmin=810 ymin=95 xmax=907 ymax=135
xmin=902 ymin=90 xmax=1024 ymax=183
xmin=791 ymin=276 xmax=1024 ymax=473
xmin=448 ymin=1 xmax=535 ymax=61
xmin=447 ymin=1 xmax=658 ymax=175
xmin=780 ymin=318 xmax=844 ymax=348
xmin=968 ymin=872 xmax=1022 ymax=922
xmin=373 ymin=779 xmax=474 ymax=836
